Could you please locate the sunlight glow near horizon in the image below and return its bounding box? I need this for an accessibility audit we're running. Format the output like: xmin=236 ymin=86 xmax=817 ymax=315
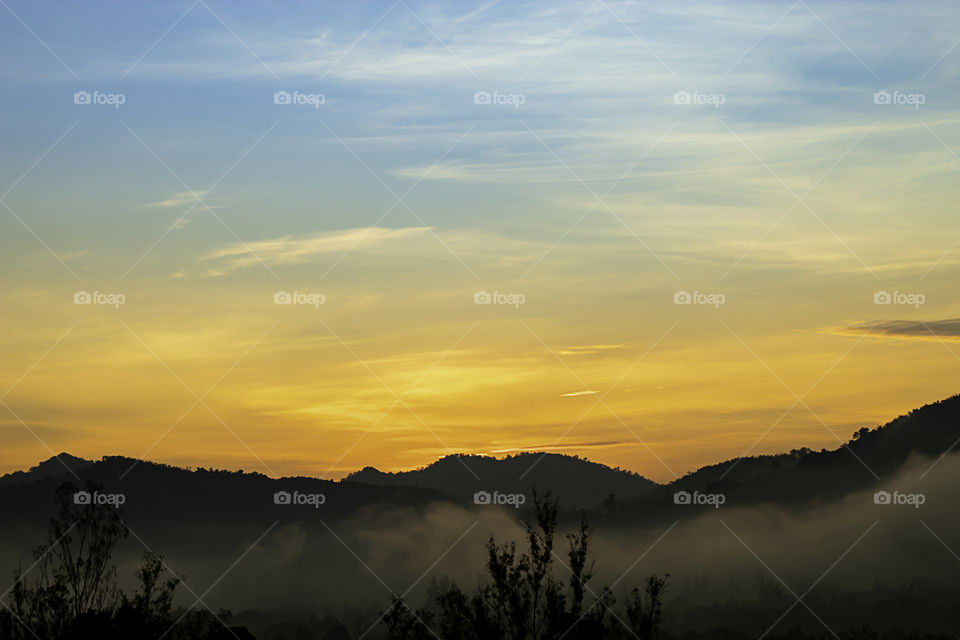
xmin=1 ymin=0 xmax=959 ymax=482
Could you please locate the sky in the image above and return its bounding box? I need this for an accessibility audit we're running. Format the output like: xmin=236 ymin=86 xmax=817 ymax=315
xmin=0 ymin=0 xmax=958 ymax=482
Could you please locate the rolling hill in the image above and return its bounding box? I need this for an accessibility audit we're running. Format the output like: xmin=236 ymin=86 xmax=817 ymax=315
xmin=0 ymin=393 xmax=957 ymax=528
xmin=344 ymin=452 xmax=658 ymax=508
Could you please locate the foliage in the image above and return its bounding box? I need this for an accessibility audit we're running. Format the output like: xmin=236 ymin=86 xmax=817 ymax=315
xmin=383 ymin=491 xmax=669 ymax=640
xmin=0 ymin=481 xmax=238 ymax=640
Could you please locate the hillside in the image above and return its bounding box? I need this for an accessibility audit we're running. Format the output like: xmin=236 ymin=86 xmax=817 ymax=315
xmin=344 ymin=452 xmax=658 ymax=508
xmin=0 ymin=452 xmax=93 ymax=487
xmin=1 ymin=394 xmax=957 ymax=529
xmin=614 ymin=393 xmax=960 ymax=519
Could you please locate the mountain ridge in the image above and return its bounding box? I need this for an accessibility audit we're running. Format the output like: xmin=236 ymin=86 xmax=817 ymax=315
xmin=3 ymin=393 xmax=958 ymax=513
xmin=344 ymin=452 xmax=658 ymax=508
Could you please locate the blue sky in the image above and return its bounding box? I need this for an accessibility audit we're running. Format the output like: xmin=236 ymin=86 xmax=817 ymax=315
xmin=1 ymin=0 xmax=959 ymax=479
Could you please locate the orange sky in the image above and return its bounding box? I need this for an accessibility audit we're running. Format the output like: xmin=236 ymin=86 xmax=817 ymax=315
xmin=2 ymin=1 xmax=959 ymax=483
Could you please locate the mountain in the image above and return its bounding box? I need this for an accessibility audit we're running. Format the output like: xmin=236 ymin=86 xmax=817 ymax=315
xmin=0 ymin=452 xmax=93 ymax=487
xmin=1 ymin=395 xmax=959 ymax=635
xmin=1 ymin=393 xmax=958 ymax=529
xmin=344 ymin=452 xmax=658 ymax=508
xmin=613 ymin=393 xmax=960 ymax=520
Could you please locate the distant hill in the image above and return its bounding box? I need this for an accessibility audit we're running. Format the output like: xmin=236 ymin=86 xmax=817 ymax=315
xmin=344 ymin=452 xmax=658 ymax=508
xmin=680 ymin=393 xmax=960 ymax=487
xmin=614 ymin=393 xmax=960 ymax=520
xmin=0 ymin=452 xmax=93 ymax=487
xmin=1 ymin=393 xmax=958 ymax=529
xmin=0 ymin=454 xmax=455 ymax=566
xmin=1 ymin=395 xmax=959 ymax=634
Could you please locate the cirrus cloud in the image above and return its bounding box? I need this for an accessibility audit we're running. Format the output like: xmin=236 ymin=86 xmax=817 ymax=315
xmin=199 ymin=226 xmax=435 ymax=274
xmin=826 ymin=319 xmax=960 ymax=342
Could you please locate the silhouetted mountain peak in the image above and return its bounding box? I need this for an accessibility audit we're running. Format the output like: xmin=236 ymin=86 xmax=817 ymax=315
xmin=36 ymin=452 xmax=91 ymax=471
xmin=0 ymin=453 xmax=94 ymax=487
xmin=3 ymin=394 xmax=958 ymax=517
xmin=621 ymin=393 xmax=960 ymax=515
xmin=344 ymin=451 xmax=657 ymax=508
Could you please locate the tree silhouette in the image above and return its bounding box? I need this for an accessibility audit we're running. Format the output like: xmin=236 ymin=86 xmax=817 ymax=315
xmin=625 ymin=574 xmax=669 ymax=640
xmin=2 ymin=481 xmax=128 ymax=639
xmin=0 ymin=481 xmax=245 ymax=640
xmin=383 ymin=491 xmax=669 ymax=640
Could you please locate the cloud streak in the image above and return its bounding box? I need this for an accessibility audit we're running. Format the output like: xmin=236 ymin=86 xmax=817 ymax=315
xmin=200 ymin=226 xmax=435 ymax=274
xmin=827 ymin=319 xmax=960 ymax=342
xmin=557 ymin=344 xmax=630 ymax=356
xmin=147 ymin=191 xmax=207 ymax=208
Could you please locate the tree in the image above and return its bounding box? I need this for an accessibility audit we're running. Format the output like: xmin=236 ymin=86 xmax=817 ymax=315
xmin=625 ymin=573 xmax=669 ymax=640
xmin=114 ymin=552 xmax=181 ymax=636
xmin=2 ymin=480 xmax=128 ymax=639
xmin=0 ymin=481 xmax=240 ymax=640
xmin=383 ymin=491 xmax=669 ymax=640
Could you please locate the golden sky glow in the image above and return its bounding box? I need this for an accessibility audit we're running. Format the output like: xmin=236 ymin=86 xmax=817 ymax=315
xmin=1 ymin=2 xmax=959 ymax=482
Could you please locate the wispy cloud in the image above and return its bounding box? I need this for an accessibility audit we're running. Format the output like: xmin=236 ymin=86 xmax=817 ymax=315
xmin=557 ymin=344 xmax=629 ymax=356
xmin=827 ymin=319 xmax=960 ymax=342
xmin=560 ymin=390 xmax=598 ymax=397
xmin=145 ymin=191 xmax=219 ymax=230
xmin=200 ymin=226 xmax=435 ymax=274
xmin=147 ymin=191 xmax=207 ymax=208
xmin=59 ymin=250 xmax=90 ymax=261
